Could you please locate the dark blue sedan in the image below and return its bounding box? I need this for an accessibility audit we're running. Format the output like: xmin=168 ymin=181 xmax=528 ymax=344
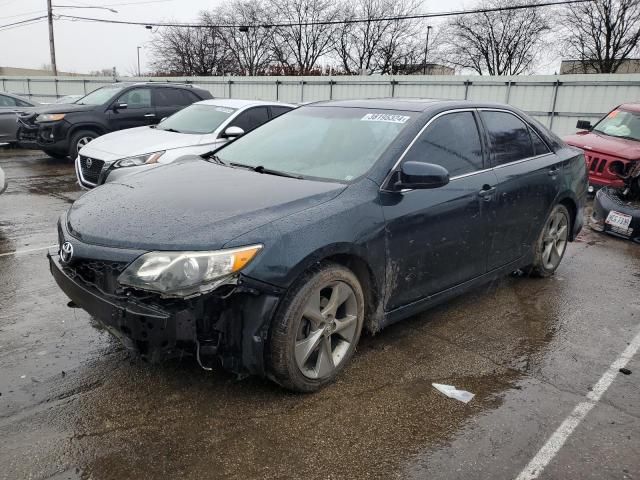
xmin=49 ymin=99 xmax=588 ymax=392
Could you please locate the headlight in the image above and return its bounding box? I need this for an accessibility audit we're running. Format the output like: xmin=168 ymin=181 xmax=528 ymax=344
xmin=36 ymin=113 xmax=65 ymax=122
xmin=118 ymin=245 xmax=262 ymax=297
xmin=114 ymin=151 xmax=165 ymax=168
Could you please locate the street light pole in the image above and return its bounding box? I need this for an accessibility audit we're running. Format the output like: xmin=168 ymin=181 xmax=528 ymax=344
xmin=47 ymin=0 xmax=57 ymax=76
xmin=423 ymin=25 xmax=432 ymax=75
xmin=137 ymin=46 xmax=142 ymax=76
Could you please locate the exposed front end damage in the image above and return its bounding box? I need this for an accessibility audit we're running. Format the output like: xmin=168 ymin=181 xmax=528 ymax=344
xmin=48 ymin=250 xmax=282 ymax=376
xmin=590 ymin=162 xmax=640 ymax=243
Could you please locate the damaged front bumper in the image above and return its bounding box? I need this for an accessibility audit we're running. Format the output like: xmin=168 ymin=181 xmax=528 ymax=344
xmin=48 ymin=249 xmax=282 ymax=376
xmin=590 ymin=187 xmax=640 ymax=243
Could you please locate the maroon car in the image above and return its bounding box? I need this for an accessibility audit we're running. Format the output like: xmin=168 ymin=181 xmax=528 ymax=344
xmin=564 ymin=103 xmax=640 ymax=191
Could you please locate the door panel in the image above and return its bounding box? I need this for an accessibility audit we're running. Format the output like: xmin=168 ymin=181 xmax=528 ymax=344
xmin=479 ymin=110 xmax=561 ymax=269
xmin=382 ymin=110 xmax=496 ymax=311
xmin=107 ymin=87 xmax=156 ymax=131
xmin=382 ymin=170 xmax=499 ymax=310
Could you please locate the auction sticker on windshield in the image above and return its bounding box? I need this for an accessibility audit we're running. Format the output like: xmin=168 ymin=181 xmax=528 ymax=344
xmin=215 ymin=107 xmax=234 ymax=114
xmin=361 ymin=113 xmax=410 ymax=123
xmin=605 ymin=210 xmax=632 ymax=231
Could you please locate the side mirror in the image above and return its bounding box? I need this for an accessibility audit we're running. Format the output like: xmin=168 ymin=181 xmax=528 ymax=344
xmin=395 ymin=161 xmax=449 ymax=190
xmin=223 ymin=126 xmax=245 ymax=138
xmin=576 ymin=120 xmax=592 ymax=130
xmin=113 ymin=102 xmax=128 ymax=111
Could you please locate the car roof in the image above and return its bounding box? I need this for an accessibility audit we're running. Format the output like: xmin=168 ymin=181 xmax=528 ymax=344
xmin=195 ymin=98 xmax=296 ymax=109
xmin=306 ymin=98 xmax=525 ymax=113
xmin=96 ymin=82 xmax=207 ymax=90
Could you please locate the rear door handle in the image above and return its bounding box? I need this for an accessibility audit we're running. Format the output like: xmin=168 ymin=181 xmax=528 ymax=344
xmin=548 ymin=166 xmax=559 ymax=176
xmin=144 ymin=113 xmax=156 ymax=118
xmin=478 ymin=185 xmax=496 ymax=200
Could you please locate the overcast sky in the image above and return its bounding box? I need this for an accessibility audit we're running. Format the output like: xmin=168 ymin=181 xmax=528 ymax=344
xmin=0 ymin=0 xmax=559 ymax=75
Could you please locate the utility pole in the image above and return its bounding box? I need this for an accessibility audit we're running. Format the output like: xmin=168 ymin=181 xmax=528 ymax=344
xmin=47 ymin=0 xmax=57 ymax=76
xmin=423 ymin=25 xmax=432 ymax=75
xmin=137 ymin=46 xmax=142 ymax=76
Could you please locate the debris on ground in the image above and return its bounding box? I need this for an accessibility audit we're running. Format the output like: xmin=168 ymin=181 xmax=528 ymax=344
xmin=432 ymin=383 xmax=475 ymax=403
xmin=619 ymin=368 xmax=632 ymax=375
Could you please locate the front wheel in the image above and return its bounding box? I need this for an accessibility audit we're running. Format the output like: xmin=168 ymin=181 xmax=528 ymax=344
xmin=268 ymin=263 xmax=365 ymax=392
xmin=527 ymin=204 xmax=570 ymax=277
xmin=68 ymin=130 xmax=98 ymax=160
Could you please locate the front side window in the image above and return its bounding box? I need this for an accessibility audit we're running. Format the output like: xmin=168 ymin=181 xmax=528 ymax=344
xmin=116 ymin=88 xmax=152 ymax=108
xmin=216 ymin=106 xmax=416 ymax=182
xmin=157 ymin=104 xmax=237 ymax=134
xmin=593 ymin=109 xmax=640 ymax=141
xmin=0 ymin=95 xmax=17 ymax=107
xmin=76 ymin=86 xmax=126 ymax=106
xmin=482 ymin=111 xmax=536 ymax=166
xmin=403 ymin=111 xmax=484 ymax=177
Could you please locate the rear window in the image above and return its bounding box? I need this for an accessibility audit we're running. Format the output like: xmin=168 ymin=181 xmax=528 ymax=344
xmin=481 ymin=111 xmax=535 ymax=166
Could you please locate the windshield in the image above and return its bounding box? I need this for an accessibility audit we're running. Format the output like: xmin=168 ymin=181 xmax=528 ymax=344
xmin=76 ymin=86 xmax=126 ymax=106
xmin=216 ymin=106 xmax=416 ymax=182
xmin=157 ymin=104 xmax=237 ymax=134
xmin=593 ymin=109 xmax=640 ymax=141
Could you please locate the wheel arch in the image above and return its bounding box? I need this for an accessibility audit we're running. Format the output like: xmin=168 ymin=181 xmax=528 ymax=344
xmin=556 ymin=194 xmax=578 ymax=241
xmin=68 ymin=123 xmax=107 ymax=139
xmin=284 ymin=243 xmax=384 ymax=334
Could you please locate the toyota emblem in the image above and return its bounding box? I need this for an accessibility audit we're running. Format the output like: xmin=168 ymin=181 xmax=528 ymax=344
xmin=60 ymin=242 xmax=74 ymax=264
xmin=86 ymin=157 xmax=93 ymax=168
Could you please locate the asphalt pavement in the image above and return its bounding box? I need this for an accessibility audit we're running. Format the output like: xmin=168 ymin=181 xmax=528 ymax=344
xmin=1 ymin=150 xmax=639 ymax=480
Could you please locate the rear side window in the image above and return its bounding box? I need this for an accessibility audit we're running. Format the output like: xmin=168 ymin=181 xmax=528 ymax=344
xmin=230 ymin=107 xmax=270 ymax=133
xmin=531 ymin=130 xmax=551 ymax=156
xmin=481 ymin=111 xmax=535 ymax=165
xmin=116 ymin=88 xmax=151 ymax=108
xmin=271 ymin=106 xmax=293 ymax=118
xmin=403 ymin=111 xmax=484 ymax=177
xmin=155 ymin=88 xmax=197 ymax=107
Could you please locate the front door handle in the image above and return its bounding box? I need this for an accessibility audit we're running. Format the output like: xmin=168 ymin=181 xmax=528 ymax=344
xmin=144 ymin=113 xmax=156 ymax=118
xmin=478 ymin=185 xmax=496 ymax=201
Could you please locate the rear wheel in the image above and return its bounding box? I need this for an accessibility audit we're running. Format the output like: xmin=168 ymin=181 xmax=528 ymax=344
xmin=68 ymin=130 xmax=98 ymax=160
xmin=268 ymin=263 xmax=364 ymax=392
xmin=527 ymin=204 xmax=570 ymax=277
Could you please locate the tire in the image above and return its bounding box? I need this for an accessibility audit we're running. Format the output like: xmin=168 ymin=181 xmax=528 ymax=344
xmin=43 ymin=149 xmax=67 ymax=159
xmin=268 ymin=262 xmax=365 ymax=392
xmin=527 ymin=204 xmax=571 ymax=278
xmin=68 ymin=130 xmax=98 ymax=160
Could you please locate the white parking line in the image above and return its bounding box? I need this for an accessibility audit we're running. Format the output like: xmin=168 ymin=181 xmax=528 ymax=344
xmin=0 ymin=244 xmax=57 ymax=258
xmin=515 ymin=325 xmax=640 ymax=480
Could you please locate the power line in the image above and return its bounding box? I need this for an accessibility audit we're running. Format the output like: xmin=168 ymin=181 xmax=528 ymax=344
xmin=0 ymin=15 xmax=48 ymax=31
xmin=56 ymin=0 xmax=594 ymax=29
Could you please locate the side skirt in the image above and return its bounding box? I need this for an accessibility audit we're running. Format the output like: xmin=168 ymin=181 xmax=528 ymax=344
xmin=379 ymin=254 xmax=533 ymax=330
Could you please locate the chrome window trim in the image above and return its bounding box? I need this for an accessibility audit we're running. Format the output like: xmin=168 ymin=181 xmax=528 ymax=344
xmin=381 ymin=108 xmax=477 ymax=191
xmin=381 ymin=107 xmax=558 ymax=193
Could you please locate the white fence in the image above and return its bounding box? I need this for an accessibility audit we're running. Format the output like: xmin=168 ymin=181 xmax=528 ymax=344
xmin=3 ymin=73 xmax=640 ymax=136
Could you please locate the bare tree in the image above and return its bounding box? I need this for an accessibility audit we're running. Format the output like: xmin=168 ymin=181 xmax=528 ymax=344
xmin=210 ymin=1 xmax=276 ymax=76
xmin=444 ymin=0 xmax=551 ymax=75
xmin=150 ymin=18 xmax=232 ymax=75
xmin=268 ymin=0 xmax=342 ymax=75
xmin=562 ymin=0 xmax=640 ymax=73
xmin=335 ymin=0 xmax=425 ymax=74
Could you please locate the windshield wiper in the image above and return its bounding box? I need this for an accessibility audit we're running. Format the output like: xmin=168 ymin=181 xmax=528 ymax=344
xmin=229 ymin=162 xmax=303 ymax=179
xmin=159 ymin=127 xmax=181 ymax=133
xmin=209 ymin=154 xmax=227 ymax=166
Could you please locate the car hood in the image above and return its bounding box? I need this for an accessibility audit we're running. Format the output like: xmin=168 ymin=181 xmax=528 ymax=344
xmin=67 ymin=159 xmax=346 ymax=250
xmin=564 ymin=131 xmax=640 ymax=160
xmin=80 ymin=126 xmax=211 ymax=160
xmin=33 ymin=103 xmax=96 ymax=115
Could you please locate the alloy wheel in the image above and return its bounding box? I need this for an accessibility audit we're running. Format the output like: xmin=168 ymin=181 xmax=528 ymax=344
xmin=541 ymin=210 xmax=568 ymax=270
xmin=294 ymin=281 xmax=359 ymax=379
xmin=77 ymin=136 xmax=93 ymax=150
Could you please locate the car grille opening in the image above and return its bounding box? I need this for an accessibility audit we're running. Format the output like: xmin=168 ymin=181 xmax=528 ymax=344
xmin=79 ymin=155 xmax=104 ymax=184
xmin=67 ymin=260 xmax=128 ymax=294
